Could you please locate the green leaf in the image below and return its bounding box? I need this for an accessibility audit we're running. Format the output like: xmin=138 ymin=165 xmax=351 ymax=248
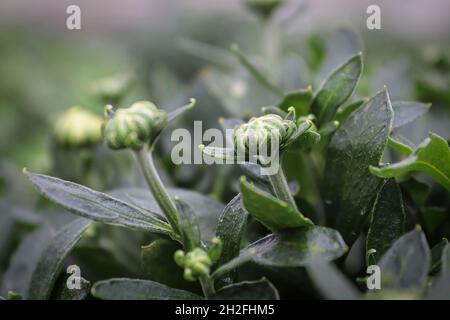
xmin=335 ymin=99 xmax=366 ymax=125
xmin=370 ymin=133 xmax=450 ymax=190
xmin=174 ymin=197 xmax=201 ymax=251
xmin=215 ymin=195 xmax=248 ymax=286
xmin=427 ymin=243 xmax=450 ymax=299
xmin=392 ymin=101 xmax=431 ymax=130
xmin=402 ymin=178 xmax=431 ymax=207
xmin=240 ymin=176 xmax=313 ymax=232
xmin=366 ymin=179 xmax=406 ymax=263
xmin=387 ymin=136 xmax=413 ymax=156
xmin=277 ymin=87 xmax=313 ymax=116
xmin=91 ymin=278 xmax=202 ymax=300
xmin=28 ymin=218 xmax=92 ymax=299
xmin=311 ymin=53 xmax=363 ymax=126
xmin=141 ymin=238 xmax=200 ymax=293
xmin=210 ymin=279 xmax=279 ymax=300
xmin=430 ymin=238 xmax=448 ymax=275
xmin=377 ymin=227 xmax=430 ymax=291
xmin=212 ymin=226 xmax=347 ymax=279
xmin=113 ymin=187 xmax=223 ymax=242
xmin=52 ymin=275 xmax=91 ymax=300
xmin=306 ymin=261 xmax=360 ymax=300
xmin=24 ymin=170 xmax=173 ymax=236
xmin=166 ymin=98 xmax=196 ymax=123
xmin=324 ymin=88 xmax=393 ymax=245
xmin=1 ymin=227 xmax=52 ymax=296
xmin=422 ymin=207 xmax=449 ymax=234
xmin=230 ymin=43 xmax=283 ymax=98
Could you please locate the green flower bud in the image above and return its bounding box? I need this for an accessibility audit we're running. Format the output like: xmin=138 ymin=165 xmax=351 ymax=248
xmin=175 ymin=248 xmax=213 ymax=282
xmin=245 ymin=0 xmax=283 ymax=19
xmin=233 ymin=114 xmax=296 ymax=160
xmin=174 ymin=250 xmax=186 ymax=268
xmin=53 ymin=106 xmax=103 ymax=149
xmin=208 ymin=237 xmax=223 ymax=263
xmin=102 ymin=101 xmax=167 ymax=150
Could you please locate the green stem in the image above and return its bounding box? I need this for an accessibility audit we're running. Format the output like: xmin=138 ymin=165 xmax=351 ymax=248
xmin=199 ymin=276 xmax=216 ymax=298
xmin=268 ymin=165 xmax=298 ymax=210
xmin=134 ymin=148 xmax=180 ymax=235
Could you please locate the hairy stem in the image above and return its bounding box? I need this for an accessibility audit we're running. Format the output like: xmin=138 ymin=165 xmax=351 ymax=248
xmin=134 ymin=148 xmax=180 ymax=234
xmin=268 ymin=165 xmax=298 ymax=210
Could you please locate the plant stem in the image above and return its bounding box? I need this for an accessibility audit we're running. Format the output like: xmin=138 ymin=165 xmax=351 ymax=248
xmin=199 ymin=276 xmax=215 ymax=298
xmin=134 ymin=148 xmax=180 ymax=234
xmin=268 ymin=165 xmax=298 ymax=210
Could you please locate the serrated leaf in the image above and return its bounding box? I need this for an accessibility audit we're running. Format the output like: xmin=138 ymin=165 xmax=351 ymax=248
xmin=215 ymin=195 xmax=248 ymax=286
xmin=377 ymin=227 xmax=430 ymax=291
xmin=240 ymin=176 xmax=312 ymax=232
xmin=174 ymin=197 xmax=201 ymax=251
xmin=307 ymin=261 xmax=360 ymax=300
xmin=277 ymin=88 xmax=313 ymax=116
xmin=392 ymin=101 xmax=430 ymax=129
xmin=25 ymin=171 xmax=173 ymax=235
xmin=370 ymin=133 xmax=450 ymax=190
xmin=366 ymin=179 xmax=405 ymax=263
xmin=324 ymin=89 xmax=393 ymax=245
xmin=311 ymin=53 xmax=363 ymax=126
xmin=91 ymin=278 xmax=202 ymax=300
xmin=28 ymin=218 xmax=92 ymax=299
xmin=210 ymin=279 xmax=279 ymax=300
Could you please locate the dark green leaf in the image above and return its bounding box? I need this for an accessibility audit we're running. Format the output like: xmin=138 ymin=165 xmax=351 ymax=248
xmin=307 ymin=261 xmax=360 ymax=300
xmin=402 ymin=178 xmax=431 ymax=207
xmin=378 ymin=227 xmax=430 ymax=290
xmin=311 ymin=53 xmax=363 ymax=126
xmin=215 ymin=195 xmax=248 ymax=286
xmin=113 ymin=187 xmax=223 ymax=242
xmin=28 ymin=218 xmax=92 ymax=299
xmin=174 ymin=197 xmax=201 ymax=251
xmin=141 ymin=238 xmax=200 ymax=293
xmin=427 ymin=244 xmax=450 ymax=299
xmin=212 ymin=226 xmax=347 ymax=278
xmin=324 ymin=88 xmax=393 ymax=245
xmin=240 ymin=176 xmax=312 ymax=232
xmin=1 ymin=227 xmax=52 ymax=297
xmin=370 ymin=133 xmax=450 ymax=190
xmin=422 ymin=207 xmax=449 ymax=234
xmin=210 ymin=279 xmax=279 ymax=300
xmin=277 ymin=87 xmax=313 ymax=116
xmin=392 ymin=101 xmax=431 ymax=130
xmin=91 ymin=278 xmax=202 ymax=300
xmin=24 ymin=170 xmax=173 ymax=235
xmin=430 ymin=238 xmax=448 ymax=275
xmin=366 ymin=179 xmax=405 ymax=263
xmin=335 ymin=99 xmax=366 ymax=125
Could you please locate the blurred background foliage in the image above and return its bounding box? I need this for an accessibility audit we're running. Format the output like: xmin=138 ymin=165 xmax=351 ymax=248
xmin=0 ymin=0 xmax=449 ymax=298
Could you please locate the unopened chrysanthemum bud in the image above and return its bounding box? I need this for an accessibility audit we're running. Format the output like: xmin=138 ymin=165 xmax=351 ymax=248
xmin=102 ymin=101 xmax=167 ymax=150
xmin=233 ymin=114 xmax=296 ymax=160
xmin=91 ymin=74 xmax=132 ymax=105
xmin=53 ymin=106 xmax=103 ymax=149
xmin=174 ymin=248 xmax=213 ymax=282
xmin=208 ymin=237 xmax=223 ymax=263
xmin=245 ymin=0 xmax=283 ymax=19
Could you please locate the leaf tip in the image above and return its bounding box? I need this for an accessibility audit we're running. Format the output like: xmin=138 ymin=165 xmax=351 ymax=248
xmin=229 ymin=43 xmax=239 ymax=52
xmin=415 ymin=224 xmax=423 ymax=232
xmin=22 ymin=167 xmax=28 ymax=175
xmin=306 ymin=84 xmax=313 ymax=93
xmin=189 ymin=98 xmax=197 ymax=107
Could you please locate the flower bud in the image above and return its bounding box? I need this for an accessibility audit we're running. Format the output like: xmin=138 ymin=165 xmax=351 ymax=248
xmin=102 ymin=101 xmax=167 ymax=150
xmin=175 ymin=248 xmax=213 ymax=282
xmin=53 ymin=106 xmax=102 ymax=149
xmin=233 ymin=114 xmax=296 ymax=160
xmin=208 ymin=237 xmax=223 ymax=263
